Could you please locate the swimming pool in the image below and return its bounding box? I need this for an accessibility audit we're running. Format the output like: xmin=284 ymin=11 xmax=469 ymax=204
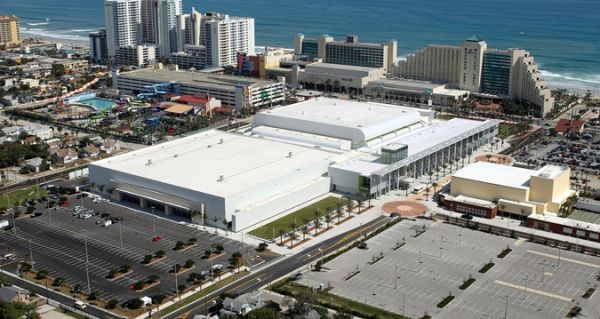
xmin=79 ymin=98 xmax=117 ymax=111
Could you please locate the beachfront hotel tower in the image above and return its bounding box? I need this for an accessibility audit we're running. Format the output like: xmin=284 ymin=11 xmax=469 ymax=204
xmin=294 ymin=34 xmax=397 ymax=71
xmin=392 ymin=38 xmax=554 ymax=117
xmin=140 ymin=0 xmax=182 ymax=59
xmin=104 ymin=0 xmax=142 ymax=58
xmin=0 ymin=15 xmax=20 ymax=46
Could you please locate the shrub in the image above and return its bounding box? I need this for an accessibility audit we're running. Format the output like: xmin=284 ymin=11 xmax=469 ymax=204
xmin=142 ymin=255 xmax=153 ymax=264
xmin=184 ymin=259 xmax=195 ymax=268
xmin=215 ymin=245 xmax=224 ymax=253
xmin=174 ymin=241 xmax=185 ymax=250
xmin=257 ymin=243 xmax=268 ymax=252
xmin=126 ymin=298 xmax=144 ymax=310
xmin=155 ymin=250 xmax=165 ymax=257
xmin=88 ymin=291 xmax=100 ymax=301
xmin=107 ymin=269 xmax=118 ymax=279
xmin=107 ymin=299 xmax=119 ymax=309
xmin=133 ymin=281 xmax=145 ymax=290
xmin=188 ymin=237 xmax=197 ymax=244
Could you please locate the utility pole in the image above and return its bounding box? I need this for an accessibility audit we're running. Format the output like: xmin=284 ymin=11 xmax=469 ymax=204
xmin=557 ymin=246 xmax=561 ymax=267
xmin=504 ymin=294 xmax=509 ymax=319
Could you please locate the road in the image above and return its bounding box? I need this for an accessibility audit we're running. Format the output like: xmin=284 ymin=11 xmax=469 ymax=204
xmin=163 ymin=215 xmax=392 ymax=319
xmin=2 ymin=164 xmax=88 ymax=192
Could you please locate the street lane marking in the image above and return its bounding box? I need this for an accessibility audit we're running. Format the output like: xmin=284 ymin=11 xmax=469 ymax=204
xmin=494 ymin=280 xmax=572 ymax=302
xmin=527 ymin=250 xmax=600 ymax=268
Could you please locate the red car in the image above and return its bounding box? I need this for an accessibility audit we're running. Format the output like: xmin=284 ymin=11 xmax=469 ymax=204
xmin=59 ymin=201 xmax=70 ymax=207
xmin=152 ymin=236 xmax=162 ymax=242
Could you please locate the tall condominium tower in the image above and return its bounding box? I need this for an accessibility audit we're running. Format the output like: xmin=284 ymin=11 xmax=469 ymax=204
xmin=176 ymin=7 xmax=201 ymax=51
xmin=0 ymin=15 xmax=20 ymax=45
xmin=89 ymin=28 xmax=108 ymax=63
xmin=141 ymin=0 xmax=182 ymax=59
xmin=104 ymin=0 xmax=142 ymax=57
xmin=201 ymin=12 xmax=255 ymax=67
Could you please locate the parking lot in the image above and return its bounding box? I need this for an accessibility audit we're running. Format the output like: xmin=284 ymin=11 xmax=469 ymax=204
xmin=1 ymin=194 xmax=269 ymax=302
xmin=299 ymin=220 xmax=600 ymax=319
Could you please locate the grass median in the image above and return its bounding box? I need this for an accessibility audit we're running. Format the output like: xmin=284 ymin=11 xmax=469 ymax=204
xmin=249 ymin=196 xmax=342 ymax=240
xmin=0 ymin=186 xmax=48 ymax=209
xmin=156 ymin=271 xmax=248 ymax=318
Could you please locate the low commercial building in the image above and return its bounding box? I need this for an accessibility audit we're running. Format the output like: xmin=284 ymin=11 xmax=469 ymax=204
xmin=443 ymin=162 xmax=575 ymax=218
xmin=364 ymin=78 xmax=469 ymax=106
xmin=115 ymin=45 xmax=156 ymax=68
xmin=169 ymin=45 xmax=208 ymax=70
xmin=291 ymin=62 xmax=385 ymax=94
xmin=115 ymin=67 xmax=285 ymax=110
xmin=526 ymin=214 xmax=599 ymax=243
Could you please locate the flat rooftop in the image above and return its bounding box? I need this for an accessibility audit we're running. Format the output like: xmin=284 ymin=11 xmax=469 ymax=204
xmin=91 ymin=130 xmax=338 ymax=197
xmin=306 ymin=63 xmax=382 ymax=73
xmin=453 ymin=161 xmax=534 ymax=189
xmin=255 ymin=97 xmax=423 ymax=131
xmin=117 ymin=68 xmax=276 ymax=90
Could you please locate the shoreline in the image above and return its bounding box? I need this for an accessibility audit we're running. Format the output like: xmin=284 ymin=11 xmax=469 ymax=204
xmin=15 ymin=36 xmax=600 ymax=98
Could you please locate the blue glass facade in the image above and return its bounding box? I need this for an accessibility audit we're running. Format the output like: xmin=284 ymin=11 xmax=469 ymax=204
xmin=301 ymin=40 xmax=319 ymax=59
xmin=482 ymin=52 xmax=511 ymax=95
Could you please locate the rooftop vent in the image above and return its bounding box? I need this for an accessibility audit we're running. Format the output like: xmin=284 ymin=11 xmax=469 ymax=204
xmin=146 ymin=159 xmax=152 ymax=165
xmin=219 ymin=138 xmax=224 ymax=144
xmin=218 ymin=175 xmax=224 ymax=182
xmin=288 ymin=152 xmax=293 ymax=158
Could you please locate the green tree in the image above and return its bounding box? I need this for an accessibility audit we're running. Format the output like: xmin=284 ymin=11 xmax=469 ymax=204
xmin=246 ymin=307 xmax=280 ymax=319
xmin=0 ymin=301 xmax=39 ymax=319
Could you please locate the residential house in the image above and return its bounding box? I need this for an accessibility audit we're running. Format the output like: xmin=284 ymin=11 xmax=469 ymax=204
xmin=101 ymin=139 xmax=120 ymax=154
xmin=45 ymin=138 xmax=61 ymax=150
xmin=51 ymin=148 xmax=78 ymax=166
xmin=0 ymin=286 xmax=31 ymax=303
xmin=1 ymin=126 xmax=24 ymax=139
xmin=82 ymin=145 xmax=100 ymax=158
xmin=23 ymin=157 xmax=45 ymax=172
xmin=220 ymin=291 xmax=266 ymax=317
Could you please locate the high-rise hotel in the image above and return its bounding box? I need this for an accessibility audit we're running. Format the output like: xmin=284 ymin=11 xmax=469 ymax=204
xmin=393 ymin=37 xmax=554 ymax=117
xmin=0 ymin=15 xmax=20 ymax=46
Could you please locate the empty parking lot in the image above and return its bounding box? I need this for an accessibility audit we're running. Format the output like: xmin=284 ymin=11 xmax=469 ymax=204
xmin=300 ymin=219 xmax=600 ymax=318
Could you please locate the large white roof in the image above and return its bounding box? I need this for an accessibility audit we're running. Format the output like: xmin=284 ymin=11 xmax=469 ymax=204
xmin=91 ymin=130 xmax=338 ymax=197
xmin=253 ymin=97 xmax=426 ymax=146
xmin=453 ymin=161 xmax=534 ymax=189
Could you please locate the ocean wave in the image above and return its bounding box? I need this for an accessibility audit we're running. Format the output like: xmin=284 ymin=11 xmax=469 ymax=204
xmin=540 ymin=70 xmax=600 ymax=86
xmin=69 ymin=29 xmax=97 ymax=33
xmin=20 ymin=28 xmax=89 ymax=42
xmin=27 ymin=22 xmax=49 ymax=26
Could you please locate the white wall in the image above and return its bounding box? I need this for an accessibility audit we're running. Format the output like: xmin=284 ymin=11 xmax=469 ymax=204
xmin=329 ymin=166 xmax=359 ymax=194
xmin=232 ymin=178 xmax=331 ymax=232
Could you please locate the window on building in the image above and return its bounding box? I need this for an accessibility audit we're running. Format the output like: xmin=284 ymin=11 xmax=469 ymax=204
xmin=589 ymin=233 xmax=599 ymax=241
xmin=562 ymin=227 xmax=572 ymax=235
xmin=576 ymin=230 xmax=586 ymax=237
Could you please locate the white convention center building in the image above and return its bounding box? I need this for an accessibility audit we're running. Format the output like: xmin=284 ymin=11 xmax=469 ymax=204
xmin=90 ymin=97 xmax=499 ymax=231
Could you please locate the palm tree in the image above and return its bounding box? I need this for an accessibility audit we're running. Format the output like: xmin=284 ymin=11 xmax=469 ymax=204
xmin=313 ymin=211 xmax=321 ymax=235
xmin=485 ymin=154 xmax=492 ymax=162
xmin=279 ymin=229 xmax=285 ymax=245
xmin=289 ymin=222 xmax=297 ymax=246
xmin=324 ymin=213 xmax=332 ymax=229
xmin=428 ymin=171 xmax=433 ymax=185
xmin=425 ymin=187 xmax=430 ymax=201
xmin=301 ymin=225 xmax=309 ymax=241
xmin=431 ymin=182 xmax=438 ymax=198
xmin=346 ymin=198 xmax=353 ymax=213
xmin=213 ymin=216 xmax=218 ymax=233
xmin=467 ymin=149 xmax=473 ymax=163
xmin=356 ymin=196 xmax=363 ymax=213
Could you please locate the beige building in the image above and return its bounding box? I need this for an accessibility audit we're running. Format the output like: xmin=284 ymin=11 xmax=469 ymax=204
xmin=392 ymin=38 xmax=554 ymax=117
xmin=445 ymin=162 xmax=575 ymax=218
xmin=0 ymin=15 xmax=20 ymax=46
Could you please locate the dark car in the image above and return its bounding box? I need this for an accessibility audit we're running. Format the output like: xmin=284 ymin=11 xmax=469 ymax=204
xmin=461 ymin=214 xmax=473 ymax=220
xmin=31 ymin=212 xmax=43 ymax=218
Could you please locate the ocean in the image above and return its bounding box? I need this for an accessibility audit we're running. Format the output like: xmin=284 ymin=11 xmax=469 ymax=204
xmin=3 ymin=0 xmax=600 ymax=92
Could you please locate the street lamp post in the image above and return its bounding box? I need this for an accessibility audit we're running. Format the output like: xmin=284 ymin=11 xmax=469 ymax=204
xmin=84 ymin=236 xmax=91 ymax=294
xmin=29 ymin=239 xmax=34 ymax=271
xmin=174 ymin=262 xmax=179 ymax=301
xmin=152 ymin=206 xmax=157 ymax=238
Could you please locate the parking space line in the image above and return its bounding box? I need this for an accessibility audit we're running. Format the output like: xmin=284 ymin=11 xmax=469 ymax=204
xmin=527 ymin=250 xmax=600 ymax=268
xmin=494 ymin=280 xmax=572 ymax=302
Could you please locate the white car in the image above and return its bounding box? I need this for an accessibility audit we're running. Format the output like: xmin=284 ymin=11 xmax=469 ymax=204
xmin=212 ymin=264 xmax=223 ymax=271
xmin=81 ymin=213 xmax=92 ymax=219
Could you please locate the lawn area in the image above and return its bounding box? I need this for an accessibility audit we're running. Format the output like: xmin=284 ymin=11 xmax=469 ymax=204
xmin=496 ymin=123 xmax=520 ymax=139
xmin=0 ymin=186 xmax=48 ymax=209
xmin=249 ymin=196 xmax=342 ymax=240
xmin=276 ymin=283 xmax=408 ymax=319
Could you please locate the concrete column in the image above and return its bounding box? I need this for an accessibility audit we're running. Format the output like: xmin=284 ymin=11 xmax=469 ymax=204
xmin=165 ymin=206 xmax=172 ymax=216
xmin=140 ymin=198 xmax=147 ymax=208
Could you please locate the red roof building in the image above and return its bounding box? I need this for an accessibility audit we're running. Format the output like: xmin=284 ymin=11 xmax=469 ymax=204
xmin=555 ymin=119 xmax=585 ymax=135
